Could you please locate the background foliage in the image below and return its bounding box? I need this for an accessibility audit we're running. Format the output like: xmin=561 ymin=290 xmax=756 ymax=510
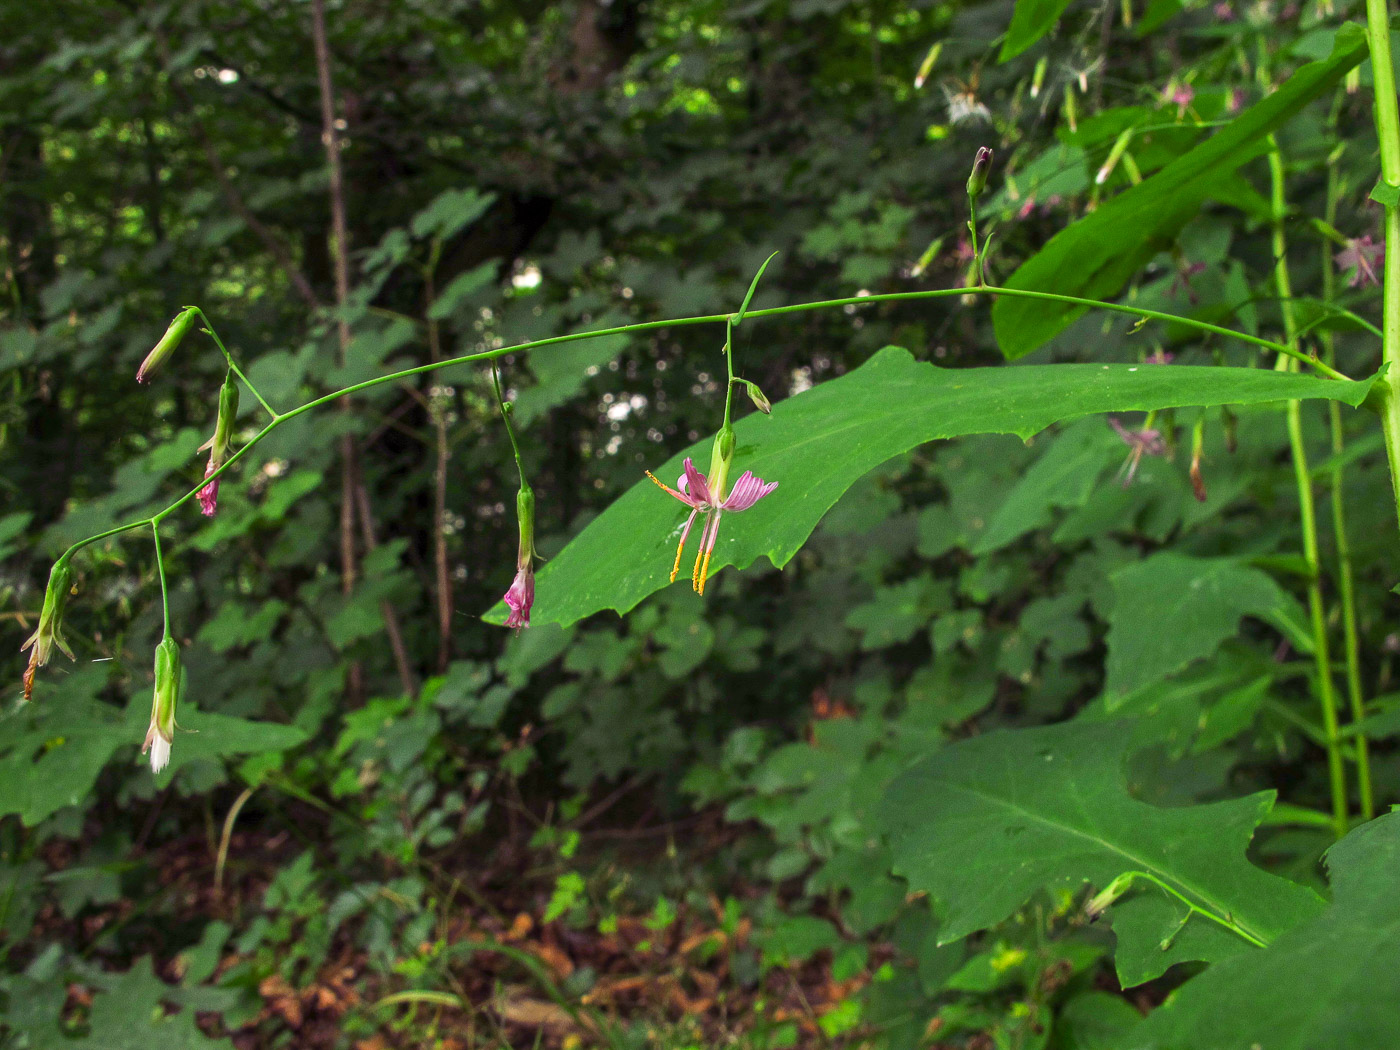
xmin=2 ymin=0 xmax=1398 ymax=1046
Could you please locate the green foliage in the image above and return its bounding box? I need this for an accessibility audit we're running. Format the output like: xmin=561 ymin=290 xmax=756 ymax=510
xmin=1125 ymin=812 xmax=1400 ymax=1049
xmin=993 ymin=24 xmax=1367 ymax=358
xmin=518 ymin=349 xmax=1372 ymax=626
xmin=4 ymin=0 xmax=1400 ymax=1045
xmin=876 ymin=721 xmax=1323 ymax=985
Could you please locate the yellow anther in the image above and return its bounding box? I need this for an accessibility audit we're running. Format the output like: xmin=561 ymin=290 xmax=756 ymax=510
xmin=697 ymin=549 xmax=713 ymax=595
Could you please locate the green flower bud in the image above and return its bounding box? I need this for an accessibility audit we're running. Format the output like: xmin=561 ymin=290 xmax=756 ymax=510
xmin=20 ymin=558 xmax=75 ymax=702
xmin=1085 ymin=873 xmax=1136 ymax=919
xmin=966 ymin=147 xmax=994 ymax=200
xmin=142 ymin=635 xmax=182 ymax=774
xmin=744 ymin=381 xmax=772 ymax=415
xmin=137 ymin=307 xmax=199 ymax=384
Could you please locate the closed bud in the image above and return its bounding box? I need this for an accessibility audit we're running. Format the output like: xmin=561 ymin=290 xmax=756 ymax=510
xmin=745 ymin=381 xmax=772 ymax=415
xmin=966 ymin=147 xmax=993 ymax=199
xmin=137 ymin=307 xmax=198 ymax=384
xmin=1086 ymin=873 xmax=1136 ymax=919
xmin=142 ymin=635 xmax=182 ymax=774
xmin=20 ymin=558 xmax=76 ymax=702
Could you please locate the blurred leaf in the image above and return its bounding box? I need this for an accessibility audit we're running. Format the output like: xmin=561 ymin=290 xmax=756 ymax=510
xmin=1000 ymin=0 xmax=1075 ymax=61
xmin=1105 ymin=553 xmax=1306 ymax=704
xmin=992 ymin=25 xmax=1367 ymax=357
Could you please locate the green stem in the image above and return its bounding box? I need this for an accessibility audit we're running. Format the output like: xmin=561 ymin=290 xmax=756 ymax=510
xmin=1109 ymin=870 xmax=1268 ymax=949
xmin=1266 ymin=129 xmax=1349 ymax=838
xmin=191 ymin=308 xmax=280 ymax=419
xmin=490 ymin=362 xmax=527 ymax=489
xmin=1322 ymin=115 xmax=1376 ymax=820
xmin=721 ymin=316 xmax=735 ymax=434
xmin=151 ymin=522 xmax=170 ymax=640
xmin=968 ymin=196 xmax=984 ymax=287
xmin=55 ymin=282 xmax=1356 ymax=573
xmin=1363 ymin=0 xmax=1400 ymax=534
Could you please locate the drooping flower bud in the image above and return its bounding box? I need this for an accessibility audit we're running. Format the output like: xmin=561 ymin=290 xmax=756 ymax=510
xmin=142 ymin=635 xmax=182 ymax=774
xmin=20 ymin=558 xmax=76 ymax=702
xmin=1085 ymin=873 xmax=1136 ymax=919
xmin=503 ymin=484 xmax=537 ymax=631
xmin=197 ymin=371 xmax=240 ymax=517
xmin=137 ymin=307 xmax=198 ymax=384
xmin=744 ymin=380 xmax=772 ymax=415
xmin=966 ymin=147 xmax=994 ymax=200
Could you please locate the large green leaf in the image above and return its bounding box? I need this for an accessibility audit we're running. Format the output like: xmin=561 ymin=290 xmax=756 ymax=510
xmin=999 ymin=0 xmax=1075 ymax=61
xmin=991 ymin=23 xmax=1367 ymax=358
xmin=1104 ymin=553 xmax=1309 ymax=705
xmin=874 ymin=721 xmax=1323 ymax=984
xmin=490 ymin=345 xmax=1375 ymax=627
xmin=1120 ymin=812 xmax=1400 ymax=1050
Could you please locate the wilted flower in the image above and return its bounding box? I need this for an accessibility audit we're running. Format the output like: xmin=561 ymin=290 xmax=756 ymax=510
xmin=1109 ymin=417 xmax=1167 ymax=486
xmin=137 ymin=307 xmax=198 ymax=384
xmin=1170 ymin=260 xmax=1207 ymax=303
xmin=197 ymin=371 xmax=240 ymax=517
xmin=20 ymin=558 xmax=75 ymax=702
xmin=502 ymin=484 xmax=537 ymax=630
xmin=1335 ymin=235 xmax=1383 ymax=288
xmin=142 ymin=635 xmax=181 ymax=775
xmin=646 ymin=453 xmax=778 ymax=595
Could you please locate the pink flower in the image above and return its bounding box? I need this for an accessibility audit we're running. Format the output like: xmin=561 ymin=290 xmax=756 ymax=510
xmin=1336 ymin=235 xmax=1383 ymax=288
xmin=198 ymin=459 xmax=219 ymax=516
xmin=646 ymin=457 xmax=778 ymax=594
xmin=1109 ymin=417 xmax=1167 ymax=486
xmin=504 ymin=565 xmax=534 ymax=629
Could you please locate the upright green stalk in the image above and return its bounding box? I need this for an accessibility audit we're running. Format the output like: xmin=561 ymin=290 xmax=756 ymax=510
xmin=1363 ymin=0 xmax=1400 ymax=531
xmin=1321 ymin=118 xmax=1375 ymax=820
xmin=1266 ymin=130 xmax=1349 ymax=838
xmin=490 ymin=363 xmax=528 ymax=490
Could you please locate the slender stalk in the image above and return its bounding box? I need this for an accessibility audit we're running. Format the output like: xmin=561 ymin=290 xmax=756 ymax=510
xmin=57 ymin=282 xmax=1359 ymax=573
xmin=191 ymin=308 xmax=279 ymax=419
xmin=1321 ymin=120 xmax=1375 ymax=819
xmin=491 ymin=363 xmax=527 ymax=488
xmin=721 ymin=317 xmax=736 ymax=433
xmin=151 ymin=522 xmax=170 ymax=640
xmin=310 ymin=0 xmax=365 ymax=701
xmin=1102 ymin=870 xmax=1268 ymax=949
xmin=1266 ymin=129 xmax=1348 ymax=838
xmin=1363 ymin=0 xmax=1400 ymax=532
xmin=425 ymin=252 xmax=453 ymax=673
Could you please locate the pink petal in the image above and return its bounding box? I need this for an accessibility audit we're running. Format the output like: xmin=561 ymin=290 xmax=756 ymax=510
xmin=198 ymin=459 xmax=219 ymax=517
xmin=681 ymin=458 xmax=713 ymax=506
xmin=721 ymin=471 xmax=778 ymax=511
xmin=504 ymin=566 xmax=534 ymax=629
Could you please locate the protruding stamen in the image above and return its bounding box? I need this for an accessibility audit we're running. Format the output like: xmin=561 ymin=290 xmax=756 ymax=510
xmin=697 ymin=549 xmax=713 ymax=595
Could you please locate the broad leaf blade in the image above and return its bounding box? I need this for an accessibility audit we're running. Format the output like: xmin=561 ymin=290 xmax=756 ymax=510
xmin=490 ymin=345 xmax=1374 ymax=627
xmin=1105 ymin=553 xmax=1307 ymax=705
xmin=1121 ymin=812 xmax=1400 ymax=1049
xmin=991 ymin=24 xmax=1367 ymax=358
xmin=875 ymin=721 xmax=1323 ymax=983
